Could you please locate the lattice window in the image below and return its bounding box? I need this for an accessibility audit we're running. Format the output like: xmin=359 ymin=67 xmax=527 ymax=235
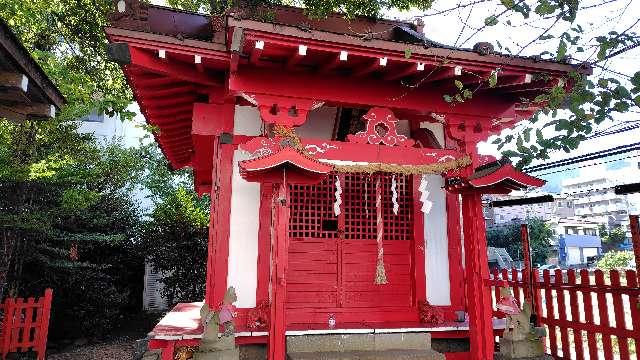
xmin=289 ymin=173 xmax=413 ymax=240
xmin=289 ymin=176 xmax=337 ymax=239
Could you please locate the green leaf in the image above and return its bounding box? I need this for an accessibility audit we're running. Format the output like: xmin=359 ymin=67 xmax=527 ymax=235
xmin=556 ymin=40 xmax=567 ymax=61
xmin=539 ymin=34 xmax=554 ymax=40
xmin=404 ymin=48 xmax=412 ymax=59
xmin=634 ymin=95 xmax=640 ymax=106
xmin=463 ymin=89 xmax=473 ymax=99
xmin=443 ymin=94 xmax=453 ymax=103
xmin=488 ymin=71 xmax=498 ymax=88
xmin=454 ymin=80 xmax=464 ymax=90
xmin=484 ymin=15 xmax=499 ymax=26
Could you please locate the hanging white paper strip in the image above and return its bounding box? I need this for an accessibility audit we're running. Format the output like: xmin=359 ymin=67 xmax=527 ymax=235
xmin=419 ymin=175 xmax=433 ymax=214
xmin=391 ymin=175 xmax=399 ymax=215
xmin=334 ymin=176 xmax=342 ymax=216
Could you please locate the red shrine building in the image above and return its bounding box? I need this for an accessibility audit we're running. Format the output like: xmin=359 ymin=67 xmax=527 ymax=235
xmin=106 ymin=1 xmax=590 ymax=359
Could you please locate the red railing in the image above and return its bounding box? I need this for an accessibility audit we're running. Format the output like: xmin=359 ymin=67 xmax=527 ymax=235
xmin=0 ymin=289 xmax=53 ymax=360
xmin=488 ymin=268 xmax=640 ymax=360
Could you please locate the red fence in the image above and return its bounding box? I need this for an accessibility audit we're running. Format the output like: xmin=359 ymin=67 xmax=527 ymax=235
xmin=0 ymin=289 xmax=53 ymax=360
xmin=488 ymin=269 xmax=640 ymax=360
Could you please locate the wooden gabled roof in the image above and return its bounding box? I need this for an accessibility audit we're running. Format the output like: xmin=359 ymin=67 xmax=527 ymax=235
xmin=105 ymin=0 xmax=591 ymax=192
xmin=0 ymin=18 xmax=65 ymax=121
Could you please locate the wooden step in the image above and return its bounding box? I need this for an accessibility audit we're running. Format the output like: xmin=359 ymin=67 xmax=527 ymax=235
xmin=287 ymin=333 xmax=435 ymax=353
xmin=287 ymin=349 xmax=446 ymax=360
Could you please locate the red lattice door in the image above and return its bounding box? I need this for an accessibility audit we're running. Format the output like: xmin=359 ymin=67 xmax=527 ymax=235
xmin=287 ymin=173 xmax=416 ymax=321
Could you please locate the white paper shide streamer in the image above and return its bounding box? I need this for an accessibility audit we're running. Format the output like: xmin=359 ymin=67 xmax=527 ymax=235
xmin=334 ymin=176 xmax=342 ymax=216
xmin=419 ymin=175 xmax=433 ymax=214
xmin=391 ymin=175 xmax=399 ymax=215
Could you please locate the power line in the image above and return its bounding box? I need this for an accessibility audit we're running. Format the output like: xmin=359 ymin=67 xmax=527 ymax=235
xmin=535 ymin=153 xmax=640 ymax=177
xmin=524 ymin=142 xmax=640 ymax=173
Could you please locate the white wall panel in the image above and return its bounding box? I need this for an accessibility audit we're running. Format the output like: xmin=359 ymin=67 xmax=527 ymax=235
xmin=227 ymin=150 xmax=261 ymax=308
xmin=423 ymin=175 xmax=451 ymax=305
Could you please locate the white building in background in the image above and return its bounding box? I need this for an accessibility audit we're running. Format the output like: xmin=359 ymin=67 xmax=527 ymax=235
xmin=484 ymin=191 xmax=575 ymax=226
xmin=561 ymin=157 xmax=640 ymax=239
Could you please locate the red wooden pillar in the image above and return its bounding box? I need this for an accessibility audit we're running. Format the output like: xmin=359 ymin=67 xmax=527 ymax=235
xmin=446 ymin=192 xmax=465 ymax=309
xmin=205 ymin=142 xmax=235 ymax=307
xmin=461 ymin=192 xmax=494 ymax=360
xmin=631 ymin=215 xmax=640 ymax=273
xmin=269 ymin=182 xmax=290 ymax=360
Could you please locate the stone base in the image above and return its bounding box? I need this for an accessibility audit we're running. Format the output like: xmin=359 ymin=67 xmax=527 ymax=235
xmin=141 ymin=350 xmax=162 ymax=360
xmin=498 ymin=338 xmax=546 ymax=359
xmin=193 ymin=348 xmax=240 ymax=360
xmin=288 ymin=349 xmax=445 ymax=360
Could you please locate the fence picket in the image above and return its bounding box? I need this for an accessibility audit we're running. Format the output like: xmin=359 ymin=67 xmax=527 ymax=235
xmin=580 ymin=269 xmax=598 ymax=360
xmin=511 ymin=268 xmax=521 ymax=305
xmin=610 ymin=270 xmax=630 ymax=360
xmin=0 ymin=289 xmax=53 ymax=360
xmin=554 ymin=268 xmax=570 ymax=359
xmin=595 ymin=270 xmax=614 ymax=360
xmin=542 ymin=270 xmax=558 ymax=356
xmin=486 ymin=267 xmax=639 ymax=360
xmin=567 ymin=270 xmax=584 ymax=360
xmin=21 ymin=298 xmax=36 ymax=352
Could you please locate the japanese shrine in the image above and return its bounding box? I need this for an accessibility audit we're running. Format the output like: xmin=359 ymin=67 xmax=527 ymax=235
xmin=105 ymin=1 xmax=591 ymax=359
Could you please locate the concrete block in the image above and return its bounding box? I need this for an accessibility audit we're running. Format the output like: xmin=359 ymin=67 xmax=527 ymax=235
xmin=141 ymin=350 xmax=161 ymax=360
xmin=373 ymin=333 xmax=431 ymax=351
xmin=288 ymin=349 xmax=445 ymax=360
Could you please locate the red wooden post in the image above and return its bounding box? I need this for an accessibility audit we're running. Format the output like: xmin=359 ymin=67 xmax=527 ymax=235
xmin=520 ymin=223 xmax=533 ymax=305
xmin=594 ymin=269 xmax=614 ymax=360
xmin=542 ymin=270 xmax=557 ymax=356
xmin=609 ymin=270 xmax=630 ymax=360
xmin=256 ymin=184 xmax=273 ymax=303
xmin=566 ymin=270 xmax=584 ymax=360
xmin=22 ymin=297 xmax=35 ymax=352
xmin=579 ymin=270 xmax=598 ymax=358
xmin=630 ymin=215 xmax=640 ymax=273
xmin=446 ymin=193 xmax=466 ymax=310
xmin=205 ymin=142 xmax=235 ymax=307
xmin=268 ymin=182 xmax=290 ymax=360
xmin=461 ymin=193 xmax=494 ymax=360
xmin=625 ymin=270 xmax=640 ymax=353
xmin=35 ymin=289 xmax=52 ymax=360
xmin=412 ymin=176 xmax=426 ymax=305
xmin=1 ymin=297 xmax=14 ymax=359
xmin=553 ymin=269 xmax=569 ymax=359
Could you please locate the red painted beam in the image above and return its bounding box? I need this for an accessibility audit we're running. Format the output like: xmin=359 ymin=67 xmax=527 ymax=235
xmin=300 ymin=138 xmax=463 ymax=166
xmin=384 ymin=63 xmax=421 ymax=81
xmin=139 ymin=84 xmax=195 ymax=99
xmin=421 ymin=66 xmax=463 ymax=83
xmin=229 ymin=67 xmax=515 ymax=118
xmin=129 ymin=46 xmax=222 ymax=86
xmin=352 ymin=58 xmax=385 ymax=77
xmin=319 ymin=51 xmax=348 ymax=73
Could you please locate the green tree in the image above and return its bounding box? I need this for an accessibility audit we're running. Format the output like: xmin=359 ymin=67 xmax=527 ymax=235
xmin=599 ymin=224 xmax=627 ymax=252
xmin=140 ymin=187 xmax=209 ymax=305
xmin=0 ymin=115 xmax=146 ymax=338
xmin=486 ymin=217 xmax=553 ymax=265
xmin=597 ymin=250 xmax=634 ymax=270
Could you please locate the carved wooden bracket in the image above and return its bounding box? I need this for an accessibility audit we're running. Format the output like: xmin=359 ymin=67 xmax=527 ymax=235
xmin=347 ymin=107 xmax=415 ymax=147
xmin=242 ymin=93 xmax=323 ymax=127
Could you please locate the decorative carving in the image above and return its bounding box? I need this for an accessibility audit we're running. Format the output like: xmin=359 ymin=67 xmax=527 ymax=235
xmin=347 ymin=107 xmax=415 ymax=147
xmin=240 ymin=137 xmax=280 ymax=158
xmin=108 ymin=0 xmax=150 ymax=31
xmin=418 ymin=300 xmax=445 ymax=325
xmin=249 ymin=94 xmax=323 ymax=127
xmin=247 ymin=300 xmax=270 ymax=330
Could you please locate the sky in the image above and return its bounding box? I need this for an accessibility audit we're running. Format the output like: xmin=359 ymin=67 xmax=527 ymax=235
xmin=149 ymin=0 xmax=640 ymax=192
